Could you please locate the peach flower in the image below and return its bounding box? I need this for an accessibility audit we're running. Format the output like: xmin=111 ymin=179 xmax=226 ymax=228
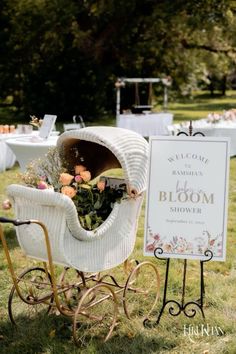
xmin=2 ymin=199 xmax=12 ymax=210
xmin=80 ymin=170 xmax=91 ymax=182
xmin=59 ymin=173 xmax=74 ymax=186
xmin=163 ymin=243 xmax=172 ymax=252
xmin=61 ymin=186 xmax=77 ymax=198
xmin=74 ymin=165 xmax=86 ymax=174
xmin=97 ymin=180 xmax=106 ymax=192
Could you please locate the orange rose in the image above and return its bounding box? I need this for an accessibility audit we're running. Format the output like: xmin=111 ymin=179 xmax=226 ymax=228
xmin=61 ymin=186 xmax=77 ymax=198
xmin=74 ymin=165 xmax=86 ymax=174
xmin=97 ymin=180 xmax=106 ymax=192
xmin=80 ymin=170 xmax=91 ymax=182
xmin=59 ymin=173 xmax=74 ymax=186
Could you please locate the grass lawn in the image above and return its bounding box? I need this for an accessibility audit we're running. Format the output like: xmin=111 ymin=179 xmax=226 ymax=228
xmin=168 ymin=90 xmax=236 ymax=124
xmin=0 ymin=92 xmax=236 ymax=353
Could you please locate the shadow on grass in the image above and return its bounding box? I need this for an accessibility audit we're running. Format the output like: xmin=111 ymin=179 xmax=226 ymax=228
xmin=0 ymin=226 xmax=19 ymax=253
xmin=0 ymin=313 xmax=177 ymax=354
xmin=0 ymin=314 xmax=76 ymax=354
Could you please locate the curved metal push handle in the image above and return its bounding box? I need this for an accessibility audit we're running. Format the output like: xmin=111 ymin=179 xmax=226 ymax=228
xmin=0 ymin=216 xmax=66 ymax=313
xmin=0 ymin=217 xmax=61 ymax=311
xmin=0 ymin=216 xmax=31 ymax=226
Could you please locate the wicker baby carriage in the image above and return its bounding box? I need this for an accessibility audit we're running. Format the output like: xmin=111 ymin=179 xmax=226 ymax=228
xmin=2 ymin=126 xmax=160 ymax=345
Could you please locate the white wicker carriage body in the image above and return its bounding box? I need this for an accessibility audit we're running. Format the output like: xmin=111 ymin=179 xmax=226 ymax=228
xmin=7 ymin=127 xmax=149 ymax=272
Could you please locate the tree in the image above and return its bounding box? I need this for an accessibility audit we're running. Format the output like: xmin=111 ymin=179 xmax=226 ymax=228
xmin=1 ymin=0 xmax=236 ymax=120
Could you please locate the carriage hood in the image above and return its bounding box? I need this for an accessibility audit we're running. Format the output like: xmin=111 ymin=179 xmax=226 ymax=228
xmin=56 ymin=126 xmax=149 ymax=195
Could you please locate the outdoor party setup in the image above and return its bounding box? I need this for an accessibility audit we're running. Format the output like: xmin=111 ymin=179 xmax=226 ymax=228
xmin=0 ymin=106 xmax=231 ymax=345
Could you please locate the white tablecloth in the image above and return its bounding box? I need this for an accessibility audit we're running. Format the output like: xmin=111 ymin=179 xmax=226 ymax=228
xmin=0 ymin=133 xmax=22 ymax=172
xmin=6 ymin=136 xmax=59 ymax=171
xmin=169 ymin=122 xmax=236 ymax=157
xmin=194 ymin=126 xmax=236 ymax=157
xmin=117 ymin=112 xmax=173 ymax=136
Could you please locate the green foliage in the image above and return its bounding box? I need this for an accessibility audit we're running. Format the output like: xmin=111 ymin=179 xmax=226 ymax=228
xmin=74 ymin=184 xmax=125 ymax=230
xmin=1 ymin=1 xmax=236 ymax=120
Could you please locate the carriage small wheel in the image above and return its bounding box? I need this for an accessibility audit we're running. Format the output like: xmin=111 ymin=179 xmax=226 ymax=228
xmin=72 ymin=283 xmax=118 ymax=346
xmin=123 ymin=261 xmax=160 ymax=320
xmin=8 ymin=266 xmax=54 ymax=326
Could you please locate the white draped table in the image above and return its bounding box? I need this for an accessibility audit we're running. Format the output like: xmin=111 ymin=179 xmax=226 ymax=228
xmin=0 ymin=131 xmax=48 ymax=172
xmin=117 ymin=112 xmax=173 ymax=137
xmin=0 ymin=134 xmax=17 ymax=172
xmin=168 ymin=121 xmax=236 ymax=157
xmin=6 ymin=135 xmax=59 ymax=171
xmin=194 ymin=125 xmax=236 ymax=157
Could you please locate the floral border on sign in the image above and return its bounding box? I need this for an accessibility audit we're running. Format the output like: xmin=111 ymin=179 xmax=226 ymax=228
xmin=146 ymin=226 xmax=223 ymax=257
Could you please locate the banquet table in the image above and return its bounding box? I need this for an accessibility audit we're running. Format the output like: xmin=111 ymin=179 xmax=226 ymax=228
xmin=169 ymin=122 xmax=236 ymax=157
xmin=6 ymin=135 xmax=59 ymax=171
xmin=0 ymin=134 xmax=17 ymax=172
xmin=194 ymin=125 xmax=236 ymax=157
xmin=117 ymin=112 xmax=173 ymax=137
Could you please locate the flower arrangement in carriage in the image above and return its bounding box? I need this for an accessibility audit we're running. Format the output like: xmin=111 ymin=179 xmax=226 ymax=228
xmin=19 ymin=147 xmax=128 ymax=231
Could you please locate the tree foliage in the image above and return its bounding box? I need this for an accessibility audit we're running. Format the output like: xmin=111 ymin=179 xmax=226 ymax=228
xmin=1 ymin=0 xmax=236 ymax=120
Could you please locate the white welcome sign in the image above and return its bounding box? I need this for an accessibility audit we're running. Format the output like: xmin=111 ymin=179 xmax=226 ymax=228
xmin=144 ymin=136 xmax=230 ymax=261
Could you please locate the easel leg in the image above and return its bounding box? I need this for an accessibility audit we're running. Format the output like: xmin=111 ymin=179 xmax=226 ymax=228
xmin=155 ymin=258 xmax=170 ymax=325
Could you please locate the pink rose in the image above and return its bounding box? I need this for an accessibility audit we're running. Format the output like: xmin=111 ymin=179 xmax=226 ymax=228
xmin=97 ymin=180 xmax=106 ymax=192
xmin=74 ymin=165 xmax=86 ymax=174
xmin=37 ymin=181 xmax=48 ymax=190
xmin=80 ymin=170 xmax=91 ymax=182
xmin=146 ymin=243 xmax=155 ymax=252
xmin=59 ymin=173 xmax=74 ymax=186
xmin=154 ymin=234 xmax=160 ymax=241
xmin=2 ymin=199 xmax=12 ymax=210
xmin=61 ymin=186 xmax=77 ymax=198
xmin=75 ymin=175 xmax=83 ymax=183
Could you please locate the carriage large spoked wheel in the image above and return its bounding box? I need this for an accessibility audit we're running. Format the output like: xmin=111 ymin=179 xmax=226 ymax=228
xmin=72 ymin=283 xmax=118 ymax=347
xmin=8 ymin=266 xmax=53 ymax=326
xmin=123 ymin=261 xmax=160 ymax=320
